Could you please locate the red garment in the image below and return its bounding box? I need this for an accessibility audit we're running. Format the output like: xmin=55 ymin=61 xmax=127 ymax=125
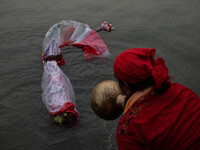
xmin=113 ymin=48 xmax=169 ymax=89
xmin=117 ymin=83 xmax=200 ymax=150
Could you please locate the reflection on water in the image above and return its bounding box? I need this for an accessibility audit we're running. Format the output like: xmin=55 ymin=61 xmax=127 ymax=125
xmin=0 ymin=0 xmax=199 ymax=149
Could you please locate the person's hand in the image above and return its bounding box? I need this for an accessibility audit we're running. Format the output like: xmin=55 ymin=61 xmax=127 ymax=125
xmin=116 ymin=94 xmax=126 ymax=109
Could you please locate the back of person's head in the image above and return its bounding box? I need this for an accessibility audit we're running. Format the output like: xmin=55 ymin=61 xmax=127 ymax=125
xmin=114 ymin=48 xmax=171 ymax=94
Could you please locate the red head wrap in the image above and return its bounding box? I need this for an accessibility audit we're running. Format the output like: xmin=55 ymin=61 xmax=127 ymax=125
xmin=114 ymin=48 xmax=169 ymax=89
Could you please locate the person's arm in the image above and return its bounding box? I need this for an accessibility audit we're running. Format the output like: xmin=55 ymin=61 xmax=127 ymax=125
xmin=117 ymin=134 xmax=146 ymax=150
xmin=117 ymin=122 xmax=146 ymax=150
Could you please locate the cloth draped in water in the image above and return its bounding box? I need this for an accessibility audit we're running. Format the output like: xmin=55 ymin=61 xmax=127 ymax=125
xmin=42 ymin=20 xmax=109 ymax=61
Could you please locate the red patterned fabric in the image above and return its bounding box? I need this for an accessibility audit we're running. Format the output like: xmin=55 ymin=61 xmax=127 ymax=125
xmin=114 ymin=48 xmax=169 ymax=89
xmin=117 ymin=83 xmax=200 ymax=149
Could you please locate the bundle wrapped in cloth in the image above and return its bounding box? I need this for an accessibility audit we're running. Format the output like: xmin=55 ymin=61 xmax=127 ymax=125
xmin=91 ymin=80 xmax=126 ymax=120
xmin=43 ymin=20 xmax=109 ymax=61
xmin=42 ymin=61 xmax=78 ymax=124
xmin=41 ymin=20 xmax=110 ymax=125
xmin=41 ymin=33 xmax=78 ymax=125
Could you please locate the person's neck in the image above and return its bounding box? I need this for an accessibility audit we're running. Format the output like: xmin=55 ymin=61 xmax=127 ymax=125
xmin=123 ymin=86 xmax=154 ymax=114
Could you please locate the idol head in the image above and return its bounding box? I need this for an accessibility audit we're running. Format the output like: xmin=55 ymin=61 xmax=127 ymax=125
xmin=91 ymin=80 xmax=126 ymax=120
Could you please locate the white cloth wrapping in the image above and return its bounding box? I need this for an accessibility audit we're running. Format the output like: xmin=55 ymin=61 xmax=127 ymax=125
xmin=42 ymin=61 xmax=76 ymax=114
xmin=42 ymin=20 xmax=109 ymax=60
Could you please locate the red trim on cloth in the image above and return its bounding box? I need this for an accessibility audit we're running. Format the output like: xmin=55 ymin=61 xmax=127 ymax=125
xmin=42 ymin=53 xmax=65 ymax=66
xmin=59 ymin=40 xmax=74 ymax=48
xmin=59 ymin=30 xmax=108 ymax=61
xmin=73 ymin=43 xmax=99 ymax=55
xmin=59 ymin=42 xmax=68 ymax=48
xmin=73 ymin=43 xmax=100 ymax=61
xmin=50 ymin=102 xmax=78 ymax=118
xmin=59 ymin=42 xmax=100 ymax=61
xmin=56 ymin=58 xmax=65 ymax=66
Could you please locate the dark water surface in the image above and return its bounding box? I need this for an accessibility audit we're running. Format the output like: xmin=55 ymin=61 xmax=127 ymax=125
xmin=0 ymin=0 xmax=199 ymax=149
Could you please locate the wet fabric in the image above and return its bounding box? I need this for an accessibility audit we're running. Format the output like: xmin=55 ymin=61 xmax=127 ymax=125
xmin=117 ymin=83 xmax=200 ymax=150
xmin=41 ymin=20 xmax=110 ymax=118
xmin=42 ymin=38 xmax=65 ymax=66
xmin=41 ymin=61 xmax=78 ymax=116
xmin=43 ymin=20 xmax=109 ymax=61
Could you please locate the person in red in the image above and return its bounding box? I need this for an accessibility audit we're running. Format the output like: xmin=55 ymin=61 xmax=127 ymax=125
xmin=113 ymin=48 xmax=200 ymax=150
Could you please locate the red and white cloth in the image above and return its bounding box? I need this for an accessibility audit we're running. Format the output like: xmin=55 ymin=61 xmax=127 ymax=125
xmin=41 ymin=20 xmax=110 ymax=117
xmin=43 ymin=20 xmax=109 ymax=61
xmin=41 ymin=61 xmax=78 ymax=117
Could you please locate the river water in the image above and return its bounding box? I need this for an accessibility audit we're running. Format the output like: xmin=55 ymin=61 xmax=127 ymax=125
xmin=0 ymin=0 xmax=199 ymax=149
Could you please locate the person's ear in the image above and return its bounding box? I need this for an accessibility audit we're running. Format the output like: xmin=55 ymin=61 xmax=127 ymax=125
xmin=123 ymin=81 xmax=132 ymax=97
xmin=123 ymin=81 xmax=130 ymax=90
xmin=123 ymin=81 xmax=129 ymax=87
